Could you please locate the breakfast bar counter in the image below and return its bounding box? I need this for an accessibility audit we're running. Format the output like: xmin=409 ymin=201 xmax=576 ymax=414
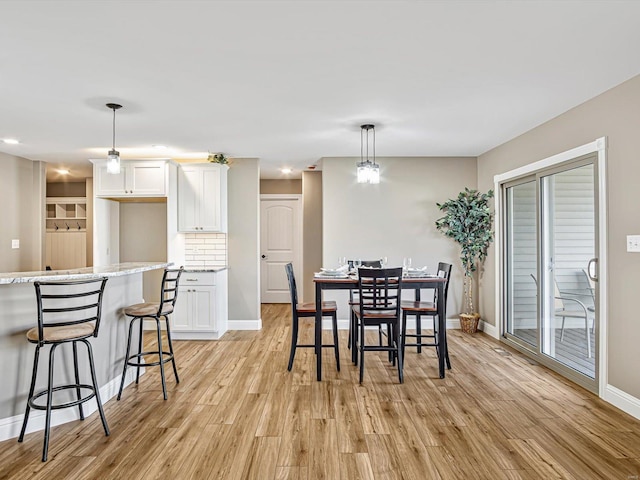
xmin=0 ymin=262 xmax=170 ymax=441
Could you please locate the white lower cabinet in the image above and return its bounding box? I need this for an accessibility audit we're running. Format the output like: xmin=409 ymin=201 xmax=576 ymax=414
xmin=171 ymin=270 xmax=228 ymax=340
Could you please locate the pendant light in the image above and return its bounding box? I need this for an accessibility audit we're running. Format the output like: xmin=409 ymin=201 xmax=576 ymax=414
xmin=356 ymin=124 xmax=380 ymax=184
xmin=106 ymin=103 xmax=123 ymax=174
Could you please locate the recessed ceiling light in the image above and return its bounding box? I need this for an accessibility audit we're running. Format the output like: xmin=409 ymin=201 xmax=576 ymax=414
xmin=281 ymin=168 xmax=292 ymax=174
xmin=152 ymin=144 xmax=168 ymax=150
xmin=3 ymin=138 xmax=19 ymax=145
xmin=57 ymin=169 xmax=70 ymax=175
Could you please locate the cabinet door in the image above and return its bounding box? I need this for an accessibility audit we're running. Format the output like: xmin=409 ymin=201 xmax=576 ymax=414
xmin=177 ymin=167 xmax=201 ymax=232
xmin=95 ymin=163 xmax=127 ymax=196
xmin=172 ymin=288 xmax=192 ymax=331
xmin=129 ymin=162 xmax=166 ymax=196
xmin=199 ymin=167 xmax=222 ymax=231
xmin=193 ymin=286 xmax=215 ymax=331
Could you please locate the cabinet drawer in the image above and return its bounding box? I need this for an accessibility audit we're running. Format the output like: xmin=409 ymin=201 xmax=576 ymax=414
xmin=181 ymin=272 xmax=216 ymax=286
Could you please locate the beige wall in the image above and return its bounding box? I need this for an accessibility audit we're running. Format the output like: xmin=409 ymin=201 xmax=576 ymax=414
xmin=0 ymin=152 xmax=45 ymax=272
xmin=260 ymin=179 xmax=302 ymax=194
xmin=477 ymin=74 xmax=640 ymax=398
xmin=47 ymin=181 xmax=86 ymax=197
xmin=119 ymin=202 xmax=168 ymax=302
xmin=322 ymin=156 xmax=477 ymax=319
xmin=228 ymin=158 xmax=261 ymax=324
xmin=302 ymin=171 xmax=322 ymax=303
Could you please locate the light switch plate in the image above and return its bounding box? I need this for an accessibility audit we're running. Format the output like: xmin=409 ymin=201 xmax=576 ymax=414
xmin=627 ymin=235 xmax=640 ymax=252
xmin=11 ymin=239 xmax=19 ymax=249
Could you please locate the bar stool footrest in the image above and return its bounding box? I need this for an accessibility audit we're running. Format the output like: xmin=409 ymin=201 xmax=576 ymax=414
xmin=29 ymin=384 xmax=96 ymax=411
xmin=126 ymin=350 xmax=174 ymax=368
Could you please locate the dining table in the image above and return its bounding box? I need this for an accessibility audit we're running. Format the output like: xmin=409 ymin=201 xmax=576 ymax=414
xmin=313 ymin=273 xmax=449 ymax=381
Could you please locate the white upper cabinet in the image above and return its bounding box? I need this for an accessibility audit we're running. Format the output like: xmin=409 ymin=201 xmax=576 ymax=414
xmin=93 ymin=160 xmax=168 ymax=197
xmin=178 ymin=163 xmax=228 ymax=232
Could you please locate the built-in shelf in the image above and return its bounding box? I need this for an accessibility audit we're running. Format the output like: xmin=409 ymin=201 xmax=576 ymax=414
xmin=46 ymin=197 xmax=87 ymax=231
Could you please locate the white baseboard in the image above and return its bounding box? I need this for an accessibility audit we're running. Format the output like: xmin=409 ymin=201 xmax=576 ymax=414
xmin=603 ymin=384 xmax=640 ymax=420
xmin=173 ymin=331 xmax=222 ymax=340
xmin=228 ymin=319 xmax=262 ymax=330
xmin=480 ymin=319 xmax=500 ymax=338
xmin=0 ymin=367 xmax=141 ymax=442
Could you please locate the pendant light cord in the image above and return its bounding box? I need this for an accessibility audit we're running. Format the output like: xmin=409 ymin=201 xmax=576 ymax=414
xmin=112 ymin=107 xmax=116 ymax=151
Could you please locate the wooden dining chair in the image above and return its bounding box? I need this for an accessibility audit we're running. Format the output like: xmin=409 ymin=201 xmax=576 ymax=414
xmin=401 ymin=262 xmax=452 ymax=369
xmin=348 ymin=260 xmax=382 ymax=364
xmin=352 ymin=267 xmax=404 ymax=383
xmin=285 ymin=263 xmax=340 ymax=372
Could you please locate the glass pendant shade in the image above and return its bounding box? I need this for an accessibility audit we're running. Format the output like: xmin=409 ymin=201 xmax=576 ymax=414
xmin=106 ymin=103 xmax=123 ymax=175
xmin=356 ymin=124 xmax=379 ymax=184
xmin=107 ymin=149 xmax=121 ymax=174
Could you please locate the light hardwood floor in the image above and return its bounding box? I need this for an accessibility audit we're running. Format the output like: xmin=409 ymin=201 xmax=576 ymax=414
xmin=2 ymin=303 xmax=640 ymax=479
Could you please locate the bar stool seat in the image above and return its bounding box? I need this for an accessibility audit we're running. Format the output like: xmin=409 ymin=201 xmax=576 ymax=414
xmin=18 ymin=277 xmax=110 ymax=462
xmin=295 ymin=301 xmax=337 ymax=313
xmin=124 ymin=302 xmax=174 ymax=316
xmin=117 ymin=267 xmax=183 ymax=401
xmin=26 ymin=323 xmax=96 ymax=342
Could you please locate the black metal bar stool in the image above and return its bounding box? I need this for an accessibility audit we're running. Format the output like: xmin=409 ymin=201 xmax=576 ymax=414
xmin=117 ymin=267 xmax=183 ymax=401
xmin=18 ymin=277 xmax=110 ymax=462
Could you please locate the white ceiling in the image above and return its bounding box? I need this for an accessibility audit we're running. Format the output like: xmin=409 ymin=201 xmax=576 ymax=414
xmin=2 ymin=1 xmax=640 ymax=181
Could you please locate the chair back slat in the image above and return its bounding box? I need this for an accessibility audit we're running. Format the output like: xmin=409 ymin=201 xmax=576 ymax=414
xmin=34 ymin=277 xmax=108 ymax=344
xmin=157 ymin=267 xmax=184 ymax=316
xmin=285 ymin=263 xmax=299 ymax=319
xmin=357 ymin=267 xmax=403 ymax=317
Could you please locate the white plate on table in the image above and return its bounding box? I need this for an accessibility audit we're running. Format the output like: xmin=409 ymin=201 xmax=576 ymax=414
xmin=315 ymin=272 xmax=349 ymax=279
xmin=320 ymin=268 xmax=347 ymax=275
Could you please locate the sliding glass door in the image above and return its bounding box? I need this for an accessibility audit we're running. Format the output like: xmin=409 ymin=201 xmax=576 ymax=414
xmin=503 ymin=156 xmax=598 ymax=391
xmin=505 ymin=179 xmax=538 ymax=348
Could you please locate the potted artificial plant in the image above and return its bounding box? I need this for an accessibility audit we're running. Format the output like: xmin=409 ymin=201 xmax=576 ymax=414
xmin=435 ymin=188 xmax=494 ymax=334
xmin=207 ymin=152 xmax=228 ymax=164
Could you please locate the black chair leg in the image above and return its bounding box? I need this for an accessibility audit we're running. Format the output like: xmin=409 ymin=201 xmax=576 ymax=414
xmin=359 ymin=321 xmax=366 ymax=384
xmin=164 ymin=315 xmax=180 ymax=383
xmin=401 ymin=312 xmax=408 ymax=372
xmin=287 ymin=315 xmax=299 ymax=371
xmin=117 ymin=316 xmax=136 ymax=400
xmin=72 ymin=341 xmax=84 ymax=421
xmin=42 ymin=344 xmax=58 ymax=462
xmin=416 ymin=315 xmax=422 ymax=353
xmin=18 ymin=346 xmax=40 ymax=443
xmin=331 ymin=313 xmax=340 ymax=372
xmin=351 ymin=312 xmax=358 ymax=365
xmin=156 ymin=318 xmax=168 ymax=400
xmin=83 ymin=339 xmax=110 ymax=437
xmin=136 ymin=316 xmax=144 ymax=384
xmin=396 ymin=321 xmax=403 ymax=384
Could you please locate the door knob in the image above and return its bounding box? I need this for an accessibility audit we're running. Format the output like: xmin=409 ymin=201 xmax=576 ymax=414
xmin=261 ymin=254 xmax=267 ymax=259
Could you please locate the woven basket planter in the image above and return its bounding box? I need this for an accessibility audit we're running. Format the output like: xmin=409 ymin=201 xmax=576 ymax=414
xmin=460 ymin=313 xmax=480 ymax=334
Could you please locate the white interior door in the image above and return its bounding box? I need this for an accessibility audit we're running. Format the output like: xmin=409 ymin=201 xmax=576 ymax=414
xmin=260 ymin=195 xmax=302 ymax=303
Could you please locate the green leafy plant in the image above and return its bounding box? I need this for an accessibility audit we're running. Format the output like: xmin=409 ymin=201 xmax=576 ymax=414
xmin=435 ymin=188 xmax=494 ymax=315
xmin=207 ymin=152 xmax=228 ymax=164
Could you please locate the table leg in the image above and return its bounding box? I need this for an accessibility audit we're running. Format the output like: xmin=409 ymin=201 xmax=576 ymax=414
xmin=437 ymin=282 xmax=446 ymax=379
xmin=315 ymin=281 xmax=322 ymax=381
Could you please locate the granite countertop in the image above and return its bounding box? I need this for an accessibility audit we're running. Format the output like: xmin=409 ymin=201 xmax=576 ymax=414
xmin=0 ymin=262 xmax=172 ymax=285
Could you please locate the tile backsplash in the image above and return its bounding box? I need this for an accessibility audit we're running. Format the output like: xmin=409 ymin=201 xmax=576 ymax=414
xmin=184 ymin=233 xmax=227 ymax=268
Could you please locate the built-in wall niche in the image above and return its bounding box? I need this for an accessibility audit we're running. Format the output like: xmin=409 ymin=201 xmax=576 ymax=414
xmin=46 ymin=197 xmax=87 ymax=231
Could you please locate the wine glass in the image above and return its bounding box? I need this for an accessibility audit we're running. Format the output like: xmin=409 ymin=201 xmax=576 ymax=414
xmin=403 ymin=257 xmax=412 ymax=271
xmin=354 ymin=259 xmax=362 ymax=270
xmin=380 ymin=256 xmax=388 ymax=267
xmin=338 ymin=257 xmax=346 ymax=268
